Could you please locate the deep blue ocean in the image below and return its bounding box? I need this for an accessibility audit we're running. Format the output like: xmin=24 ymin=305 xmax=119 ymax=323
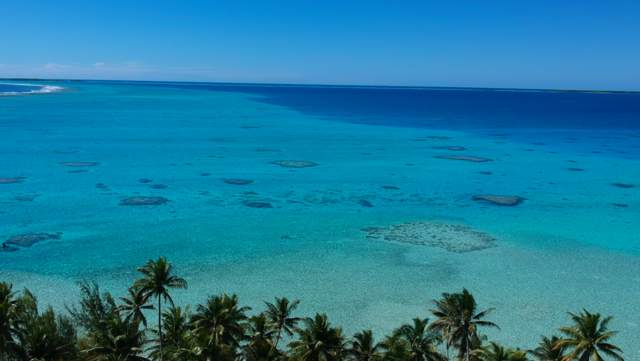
xmin=1 ymin=80 xmax=639 ymax=355
xmin=105 ymin=81 xmax=640 ymax=129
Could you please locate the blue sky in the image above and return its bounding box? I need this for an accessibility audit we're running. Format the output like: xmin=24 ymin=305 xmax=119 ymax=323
xmin=1 ymin=1 xmax=639 ymax=90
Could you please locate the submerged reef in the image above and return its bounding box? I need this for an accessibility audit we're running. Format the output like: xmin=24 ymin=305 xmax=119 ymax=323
xmin=362 ymin=221 xmax=496 ymax=253
xmin=243 ymin=201 xmax=273 ymax=208
xmin=382 ymin=185 xmax=400 ymax=190
xmin=223 ymin=178 xmax=254 ymax=185
xmin=1 ymin=232 xmax=62 ymax=251
xmin=358 ymin=199 xmax=374 ymax=208
xmin=432 ymin=145 xmax=467 ymax=151
xmin=472 ymin=194 xmax=525 ymax=206
xmin=413 ymin=135 xmax=452 ymax=141
xmin=0 ymin=244 xmax=18 ymax=252
xmin=60 ymin=161 xmax=100 ymax=167
xmin=434 ymin=155 xmax=493 ymax=162
xmin=611 ymin=182 xmax=634 ymax=189
xmin=52 ymin=148 xmax=80 ymax=154
xmin=96 ymin=183 xmax=109 ymax=190
xmin=119 ymin=196 xmax=170 ymax=206
xmin=14 ymin=194 xmax=38 ymax=202
xmin=270 ymin=160 xmax=318 ymax=168
xmin=0 ymin=177 xmax=26 ymax=184
xmin=254 ymin=147 xmax=281 ymax=153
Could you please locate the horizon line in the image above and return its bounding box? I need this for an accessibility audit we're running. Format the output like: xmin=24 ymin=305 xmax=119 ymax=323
xmin=1 ymin=77 xmax=638 ymax=94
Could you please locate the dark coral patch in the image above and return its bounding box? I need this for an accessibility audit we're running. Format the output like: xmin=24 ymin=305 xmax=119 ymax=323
xmin=363 ymin=221 xmax=495 ymax=253
xmin=358 ymin=199 xmax=374 ymax=208
xmin=472 ymin=194 xmax=524 ymax=206
xmin=432 ymin=146 xmax=467 ymax=151
xmin=0 ymin=177 xmax=26 ymax=184
xmin=138 ymin=178 xmax=153 ymax=184
xmin=223 ymin=178 xmax=254 ymax=185
xmin=567 ymin=167 xmax=585 ymax=172
xmin=150 ymin=184 xmax=168 ymax=189
xmin=413 ymin=136 xmax=452 ymax=141
xmin=382 ymin=185 xmax=399 ymax=190
xmin=4 ymin=232 xmax=62 ymax=248
xmin=14 ymin=194 xmax=38 ymax=202
xmin=96 ymin=183 xmax=109 ymax=190
xmin=244 ymin=201 xmax=273 ymax=208
xmin=612 ymin=203 xmax=629 ymax=208
xmin=120 ymin=196 xmax=170 ymax=206
xmin=270 ymin=160 xmax=318 ymax=168
xmin=254 ymin=147 xmax=281 ymax=153
xmin=611 ymin=183 xmax=634 ymax=189
xmin=60 ymin=161 xmax=100 ymax=167
xmin=435 ymin=155 xmax=492 ymax=163
xmin=53 ymin=149 xmax=79 ymax=154
xmin=1 ymin=244 xmax=19 ymax=252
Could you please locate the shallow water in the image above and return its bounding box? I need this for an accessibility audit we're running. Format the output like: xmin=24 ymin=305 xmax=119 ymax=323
xmin=1 ymin=81 xmax=639 ymax=356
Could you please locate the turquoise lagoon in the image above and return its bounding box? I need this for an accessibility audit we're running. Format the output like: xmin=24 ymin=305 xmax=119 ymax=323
xmin=0 ymin=81 xmax=639 ymax=355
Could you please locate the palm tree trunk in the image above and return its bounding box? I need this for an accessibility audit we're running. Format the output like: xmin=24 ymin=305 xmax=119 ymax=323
xmin=579 ymin=351 xmax=591 ymax=361
xmin=465 ymin=336 xmax=470 ymax=361
xmin=158 ymin=296 xmax=163 ymax=361
xmin=273 ymin=328 xmax=282 ymax=350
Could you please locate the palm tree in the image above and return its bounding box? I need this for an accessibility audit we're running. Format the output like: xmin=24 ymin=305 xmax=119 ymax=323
xmin=430 ymin=289 xmax=498 ymax=361
xmin=429 ymin=292 xmax=457 ymax=358
xmin=191 ymin=293 xmax=250 ymax=349
xmin=181 ymin=330 xmax=236 ymax=361
xmin=556 ymin=310 xmax=623 ymax=361
xmin=395 ymin=318 xmax=445 ymax=361
xmin=244 ymin=313 xmax=279 ymax=361
xmin=18 ymin=308 xmax=79 ymax=361
xmin=149 ymin=306 xmax=190 ymax=361
xmin=347 ymin=329 xmax=383 ymax=361
xmin=119 ymin=287 xmax=154 ymax=328
xmin=379 ymin=334 xmax=411 ymax=361
xmin=530 ymin=336 xmax=566 ymax=361
xmin=289 ymin=313 xmax=345 ymax=361
xmin=67 ymin=281 xmax=118 ymax=336
xmin=481 ymin=342 xmax=510 ymax=361
xmin=0 ymin=282 xmax=19 ymax=361
xmin=507 ymin=349 xmax=530 ymax=361
xmin=264 ymin=297 xmax=301 ymax=350
xmin=12 ymin=290 xmax=79 ymax=361
xmin=480 ymin=342 xmax=529 ymax=361
xmin=84 ymin=311 xmax=148 ymax=361
xmin=134 ymin=257 xmax=187 ymax=361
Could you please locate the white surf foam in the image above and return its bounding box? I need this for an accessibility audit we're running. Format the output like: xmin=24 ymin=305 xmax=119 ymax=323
xmin=0 ymin=83 xmax=64 ymax=96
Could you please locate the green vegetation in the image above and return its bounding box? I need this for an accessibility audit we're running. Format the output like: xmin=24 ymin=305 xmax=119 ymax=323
xmin=0 ymin=258 xmax=624 ymax=361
